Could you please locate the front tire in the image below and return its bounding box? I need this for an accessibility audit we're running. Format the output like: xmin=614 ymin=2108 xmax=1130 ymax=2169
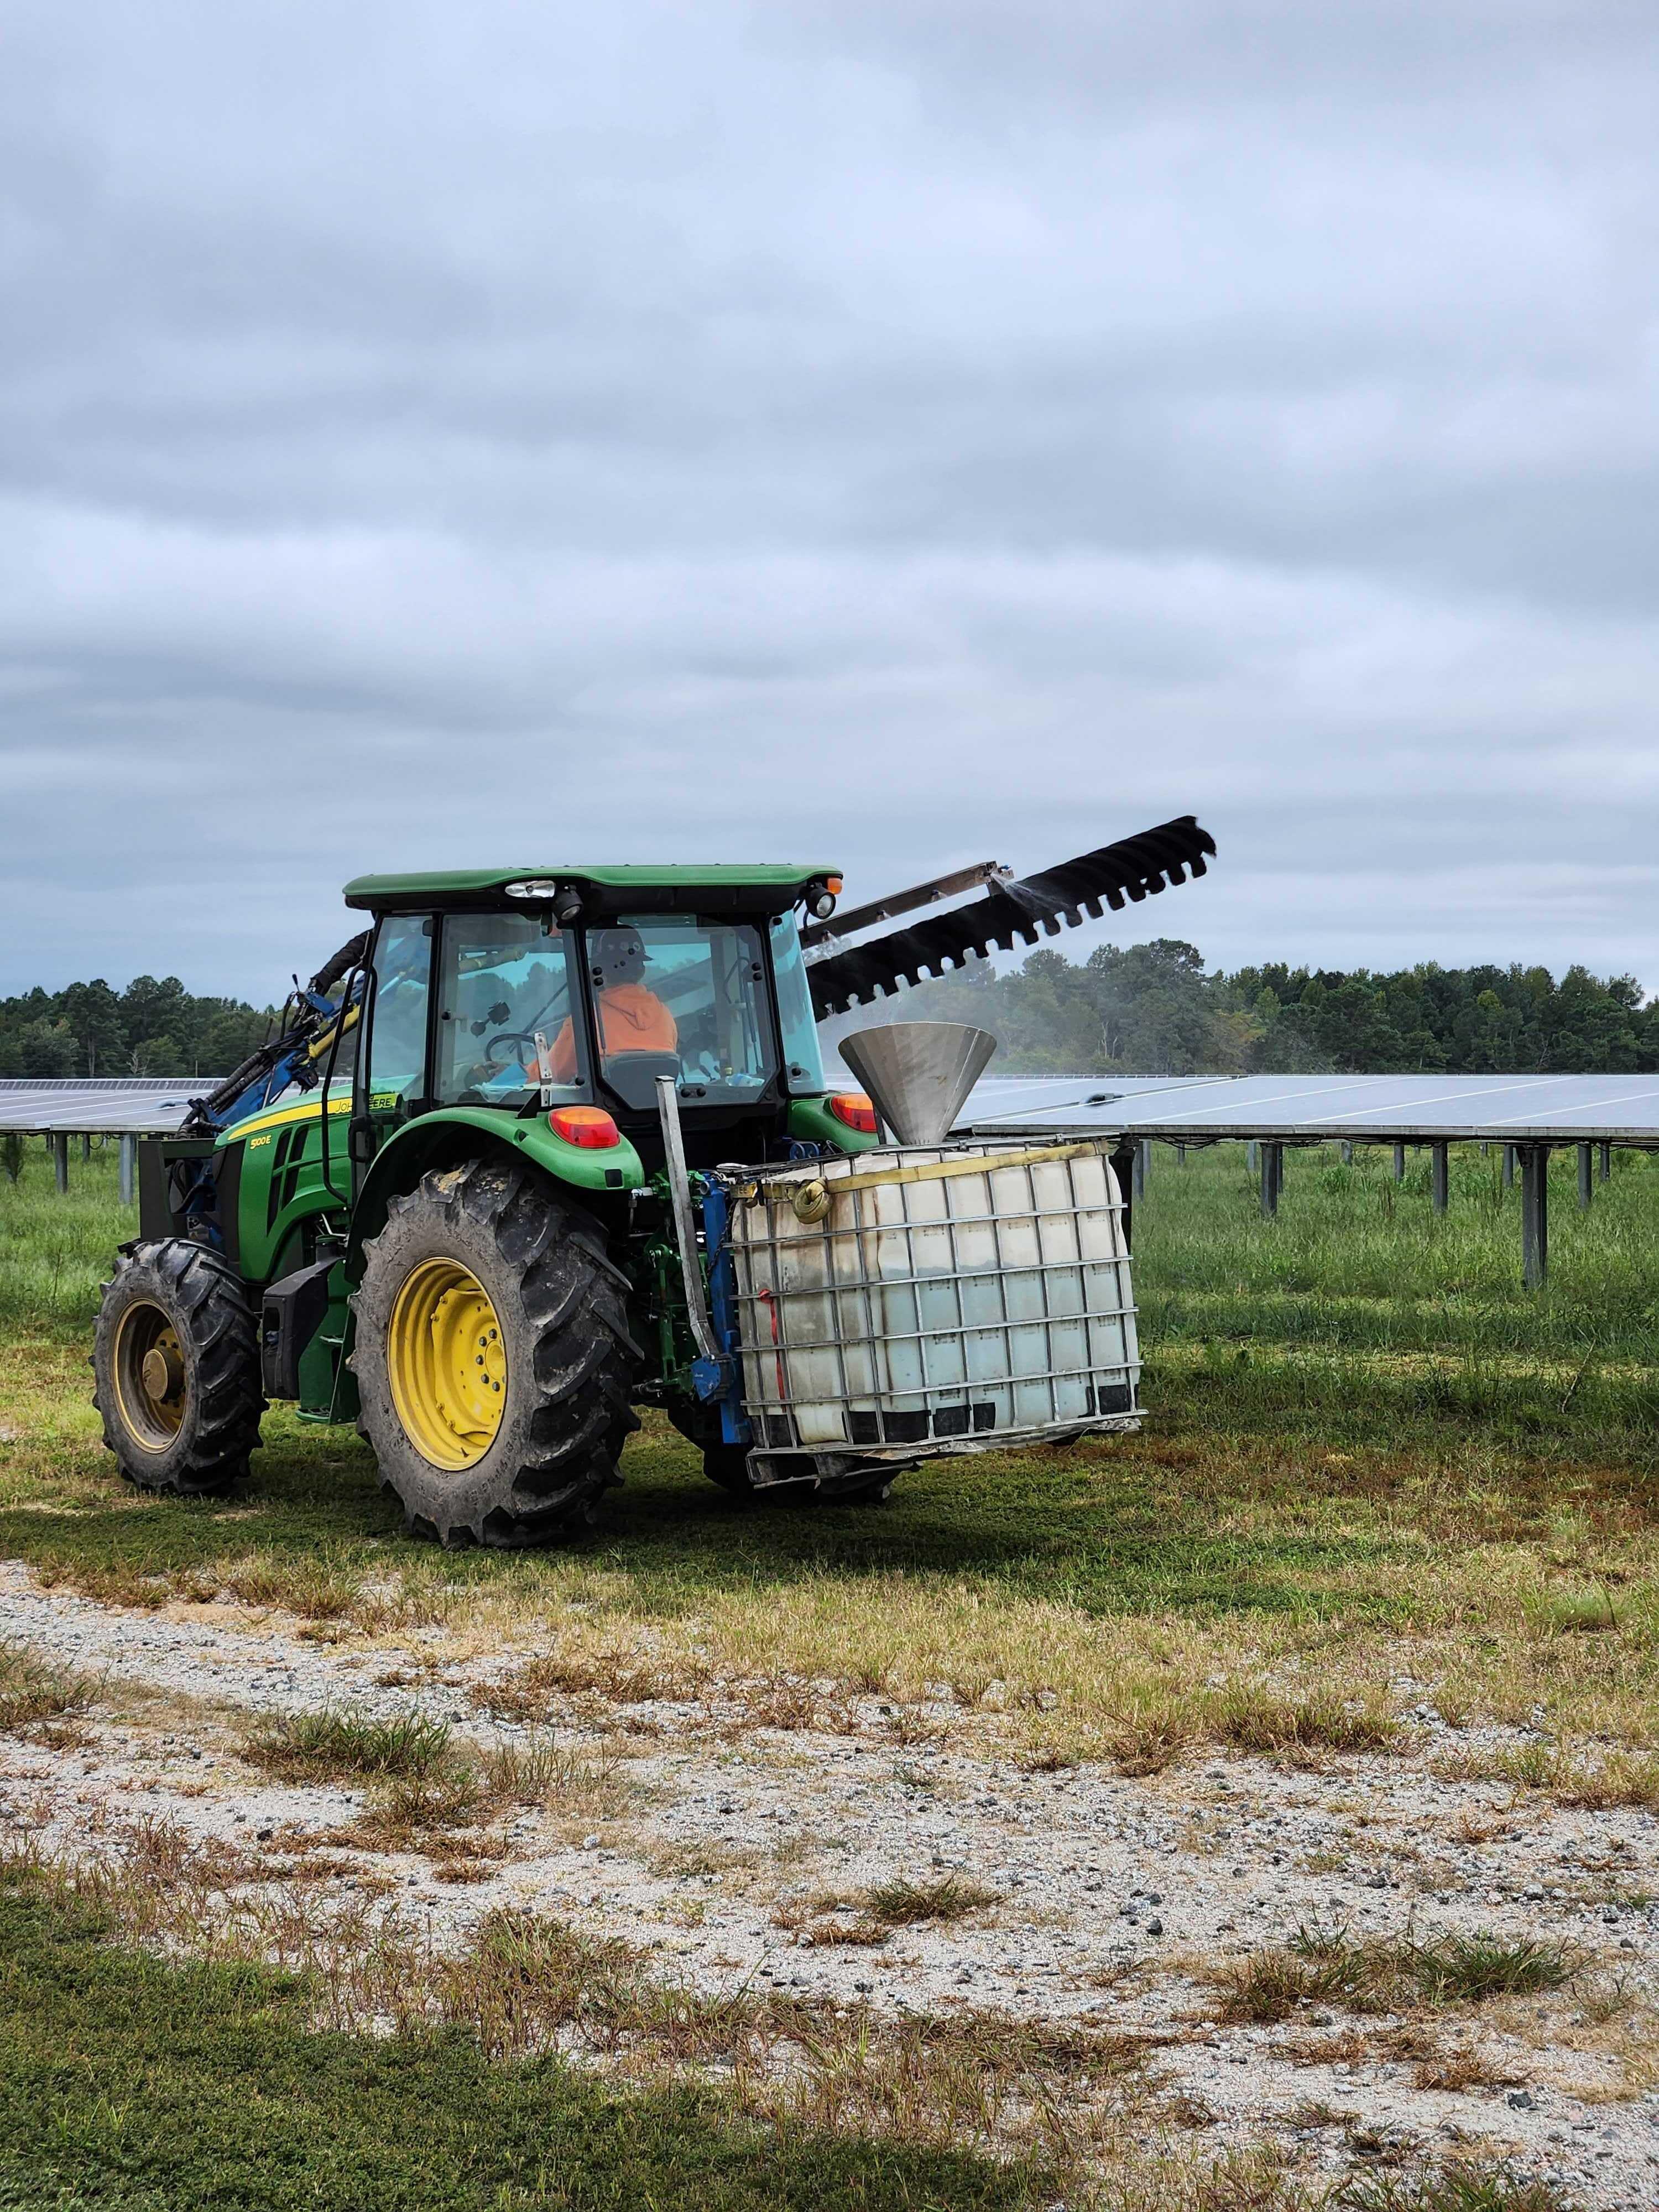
xmin=351 ymin=1159 xmax=640 ymax=1547
xmin=92 ymin=1240 xmax=264 ymax=1495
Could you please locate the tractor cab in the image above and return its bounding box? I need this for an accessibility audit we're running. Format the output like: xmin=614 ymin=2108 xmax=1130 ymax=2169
xmin=345 ymin=864 xmax=872 ymax=1174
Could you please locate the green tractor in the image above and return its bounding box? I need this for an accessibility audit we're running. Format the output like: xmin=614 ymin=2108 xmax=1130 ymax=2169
xmin=92 ymin=824 xmax=1213 ymax=1546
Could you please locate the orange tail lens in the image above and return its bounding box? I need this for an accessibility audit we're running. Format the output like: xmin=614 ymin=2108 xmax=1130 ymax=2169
xmin=549 ymin=1105 xmax=622 ymax=1149
xmin=828 ymin=1092 xmax=877 ymax=1134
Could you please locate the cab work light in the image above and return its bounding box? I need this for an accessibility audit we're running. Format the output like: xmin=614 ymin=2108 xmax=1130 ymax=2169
xmin=828 ymin=1092 xmax=878 ymax=1134
xmin=549 ymin=1105 xmax=621 ymax=1149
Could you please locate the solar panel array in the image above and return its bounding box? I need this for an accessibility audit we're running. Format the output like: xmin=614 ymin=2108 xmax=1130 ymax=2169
xmin=9 ymin=1070 xmax=1659 ymax=1145
xmin=956 ymin=1072 xmax=1659 ymax=1145
xmin=0 ymin=1077 xmax=220 ymax=1135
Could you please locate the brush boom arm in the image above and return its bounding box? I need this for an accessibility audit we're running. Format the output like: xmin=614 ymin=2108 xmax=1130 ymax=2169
xmin=806 ymin=815 xmax=1216 ymax=1018
xmin=182 ymin=932 xmax=370 ymax=1135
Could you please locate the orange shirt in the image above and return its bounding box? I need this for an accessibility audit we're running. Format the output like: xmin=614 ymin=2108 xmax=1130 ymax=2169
xmin=544 ymin=983 xmax=677 ymax=1083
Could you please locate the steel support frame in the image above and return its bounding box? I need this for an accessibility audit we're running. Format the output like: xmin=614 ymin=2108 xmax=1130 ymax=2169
xmin=1431 ymin=1141 xmax=1448 ymax=1215
xmin=1110 ymin=1141 xmax=1135 ymax=1252
xmin=1520 ymin=1144 xmax=1549 ymax=1290
xmin=1259 ymin=1140 xmax=1284 ymax=1219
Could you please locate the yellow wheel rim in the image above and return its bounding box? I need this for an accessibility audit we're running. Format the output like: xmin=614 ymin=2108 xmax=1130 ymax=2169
xmin=387 ymin=1258 xmax=507 ymax=1471
xmin=111 ymin=1301 xmax=187 ymax=1452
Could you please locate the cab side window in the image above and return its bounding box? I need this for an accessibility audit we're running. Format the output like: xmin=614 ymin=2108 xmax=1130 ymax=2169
xmin=367 ymin=915 xmax=432 ymax=1111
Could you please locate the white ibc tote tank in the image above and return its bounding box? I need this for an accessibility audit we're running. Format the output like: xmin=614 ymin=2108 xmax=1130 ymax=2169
xmin=726 ymin=1135 xmax=1140 ymax=1458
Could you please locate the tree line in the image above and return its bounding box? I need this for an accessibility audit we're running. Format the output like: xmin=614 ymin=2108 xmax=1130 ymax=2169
xmin=4 ymin=943 xmax=1652 ymax=1083
xmin=0 ymin=977 xmax=276 ymax=1080
xmin=895 ymin=941 xmax=1656 ymax=1076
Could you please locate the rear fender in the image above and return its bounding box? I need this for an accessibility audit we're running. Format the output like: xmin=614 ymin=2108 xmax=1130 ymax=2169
xmin=345 ymin=1107 xmax=644 ymax=1279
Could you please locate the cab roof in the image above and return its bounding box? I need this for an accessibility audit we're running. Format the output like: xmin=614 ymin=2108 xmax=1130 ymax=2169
xmin=342 ymin=863 xmax=837 ymax=917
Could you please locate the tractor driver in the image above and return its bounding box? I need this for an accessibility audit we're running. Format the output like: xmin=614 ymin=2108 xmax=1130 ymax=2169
xmin=541 ymin=926 xmax=676 ymax=1084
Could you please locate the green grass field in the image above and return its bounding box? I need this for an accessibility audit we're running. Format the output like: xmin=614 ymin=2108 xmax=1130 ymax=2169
xmin=0 ymin=1881 xmax=1045 ymax=2212
xmin=1 ymin=1131 xmax=1652 ymax=2210
xmin=5 ymin=1137 xmax=1659 ymax=1728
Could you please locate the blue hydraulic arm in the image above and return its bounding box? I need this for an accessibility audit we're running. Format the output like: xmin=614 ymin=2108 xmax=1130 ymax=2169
xmin=182 ymin=932 xmax=369 ymax=1137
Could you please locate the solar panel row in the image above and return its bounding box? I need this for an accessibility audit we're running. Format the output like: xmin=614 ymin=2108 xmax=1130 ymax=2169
xmin=0 ymin=1079 xmax=217 ymax=1135
xmin=957 ymin=1071 xmax=1659 ymax=1144
xmin=13 ymin=1070 xmax=1659 ymax=1142
xmin=7 ymin=1069 xmax=1647 ymax=1288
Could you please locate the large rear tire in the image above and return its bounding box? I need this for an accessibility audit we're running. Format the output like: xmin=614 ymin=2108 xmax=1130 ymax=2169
xmin=351 ymin=1159 xmax=640 ymax=1547
xmin=92 ymin=1240 xmax=264 ymax=1495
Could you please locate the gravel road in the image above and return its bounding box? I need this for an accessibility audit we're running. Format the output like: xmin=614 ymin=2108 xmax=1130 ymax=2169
xmin=4 ymin=1559 xmax=1657 ymax=2206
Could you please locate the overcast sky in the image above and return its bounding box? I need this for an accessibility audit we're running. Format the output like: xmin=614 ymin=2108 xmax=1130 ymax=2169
xmin=2 ymin=0 xmax=1656 ymax=1002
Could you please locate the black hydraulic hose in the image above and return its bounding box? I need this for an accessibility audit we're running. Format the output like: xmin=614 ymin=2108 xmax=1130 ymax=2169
xmin=314 ymin=962 xmax=366 ymax=1210
xmin=310 ymin=932 xmax=371 ymax=998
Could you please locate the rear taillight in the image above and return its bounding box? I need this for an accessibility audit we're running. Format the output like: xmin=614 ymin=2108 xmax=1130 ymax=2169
xmin=549 ymin=1105 xmax=621 ymax=1149
xmin=828 ymin=1092 xmax=878 ymax=1134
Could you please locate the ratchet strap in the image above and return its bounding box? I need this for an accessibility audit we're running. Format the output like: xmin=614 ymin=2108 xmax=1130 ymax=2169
xmin=738 ymin=1138 xmax=1123 ymax=1224
xmin=818 ymin=1138 xmax=1114 ymax=1195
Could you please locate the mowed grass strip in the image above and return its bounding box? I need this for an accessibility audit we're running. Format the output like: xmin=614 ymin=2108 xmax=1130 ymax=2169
xmin=0 ymin=1834 xmax=1173 ymax=2192
xmin=0 ymin=1880 xmax=1044 ymax=2212
xmin=0 ymin=1867 xmax=1579 ymax=2212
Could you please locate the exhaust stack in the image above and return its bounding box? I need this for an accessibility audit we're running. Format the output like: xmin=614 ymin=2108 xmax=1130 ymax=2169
xmin=838 ymin=1021 xmax=997 ymax=1148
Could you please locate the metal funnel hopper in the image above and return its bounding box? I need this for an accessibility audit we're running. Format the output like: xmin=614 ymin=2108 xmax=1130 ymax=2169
xmin=838 ymin=1021 xmax=998 ymax=1147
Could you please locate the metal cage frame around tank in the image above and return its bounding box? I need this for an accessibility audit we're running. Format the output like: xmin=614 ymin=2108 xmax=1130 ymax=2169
xmin=723 ymin=1140 xmax=1141 ymax=1455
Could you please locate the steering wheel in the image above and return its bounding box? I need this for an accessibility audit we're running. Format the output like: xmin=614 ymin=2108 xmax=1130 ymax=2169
xmin=483 ymin=1031 xmax=542 ymax=1068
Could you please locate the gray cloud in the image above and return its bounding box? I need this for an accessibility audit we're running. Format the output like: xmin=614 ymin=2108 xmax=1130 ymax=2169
xmin=1 ymin=0 xmax=1656 ymax=999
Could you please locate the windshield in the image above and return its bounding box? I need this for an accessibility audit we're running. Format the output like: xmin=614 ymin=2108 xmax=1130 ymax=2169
xmin=434 ymin=912 xmax=584 ymax=1105
xmin=604 ymin=915 xmax=775 ymax=1102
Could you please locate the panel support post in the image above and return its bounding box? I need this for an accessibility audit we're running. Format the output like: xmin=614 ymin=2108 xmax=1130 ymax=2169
xmin=80 ymin=1132 xmax=91 ymax=1162
xmin=1175 ymin=1143 xmax=1186 ymax=1167
xmin=1577 ymin=1143 xmax=1593 ymax=1209
xmin=1392 ymin=1142 xmax=1406 ymax=1182
xmin=1339 ymin=1141 xmax=1353 ymax=1166
xmin=1503 ymin=1144 xmax=1515 ymax=1191
xmin=1246 ymin=1140 xmax=1258 ymax=1173
xmin=1133 ymin=1138 xmax=1150 ymax=1199
xmin=52 ymin=1132 xmax=69 ymax=1195
xmin=1520 ymin=1145 xmax=1549 ymax=1290
xmin=1599 ymin=1141 xmax=1611 ymax=1183
xmin=1431 ymin=1141 xmax=1448 ymax=1215
xmin=1260 ymin=1141 xmax=1283 ymax=1219
xmin=119 ymin=1134 xmax=137 ymax=1208
xmin=1109 ymin=1142 xmax=1135 ymax=1251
